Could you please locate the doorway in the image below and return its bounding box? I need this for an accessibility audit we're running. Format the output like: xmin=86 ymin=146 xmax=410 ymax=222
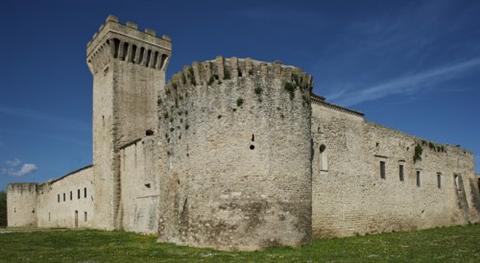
xmin=74 ymin=210 xmax=79 ymax=228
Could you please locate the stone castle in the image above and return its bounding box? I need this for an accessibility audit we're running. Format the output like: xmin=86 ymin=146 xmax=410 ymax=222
xmin=7 ymin=16 xmax=480 ymax=251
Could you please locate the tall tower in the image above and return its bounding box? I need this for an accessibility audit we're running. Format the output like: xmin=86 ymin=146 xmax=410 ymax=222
xmin=86 ymin=15 xmax=171 ymax=230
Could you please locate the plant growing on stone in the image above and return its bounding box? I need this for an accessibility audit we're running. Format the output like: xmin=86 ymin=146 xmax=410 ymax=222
xmin=208 ymin=76 xmax=215 ymax=86
xmin=414 ymin=144 xmax=423 ymax=163
xmin=284 ymin=82 xmax=296 ymax=99
xmin=236 ymin=97 xmax=244 ymax=107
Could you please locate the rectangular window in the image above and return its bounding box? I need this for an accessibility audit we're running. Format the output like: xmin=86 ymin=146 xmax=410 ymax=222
xmin=437 ymin=173 xmax=442 ymax=189
xmin=48 ymin=212 xmax=51 ymax=221
xmin=63 ymin=193 xmax=66 ymax=202
xmin=78 ymin=189 xmax=81 ymax=199
xmin=399 ymin=164 xmax=404 ymax=181
xmin=84 ymin=211 xmax=88 ymax=222
xmin=84 ymin=187 xmax=87 ymax=198
xmin=57 ymin=194 xmax=60 ymax=203
xmin=380 ymin=161 xmax=386 ymax=179
xmin=416 ymin=171 xmax=421 ymax=187
xmin=70 ymin=191 xmax=72 ymax=200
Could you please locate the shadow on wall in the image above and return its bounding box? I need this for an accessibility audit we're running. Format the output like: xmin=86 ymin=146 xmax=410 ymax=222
xmin=0 ymin=191 xmax=6 ymax=227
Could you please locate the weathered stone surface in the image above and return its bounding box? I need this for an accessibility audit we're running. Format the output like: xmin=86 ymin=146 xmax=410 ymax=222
xmin=311 ymin=98 xmax=480 ymax=237
xmin=155 ymin=58 xmax=313 ymax=250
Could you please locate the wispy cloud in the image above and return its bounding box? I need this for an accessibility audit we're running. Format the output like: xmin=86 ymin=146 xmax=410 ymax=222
xmin=0 ymin=159 xmax=38 ymax=177
xmin=329 ymin=57 xmax=480 ymax=106
xmin=314 ymin=0 xmax=480 ymax=106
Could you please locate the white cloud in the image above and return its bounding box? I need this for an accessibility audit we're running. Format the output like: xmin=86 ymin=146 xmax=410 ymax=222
xmin=10 ymin=163 xmax=38 ymax=177
xmin=331 ymin=57 xmax=480 ymax=106
xmin=1 ymin=159 xmax=38 ymax=177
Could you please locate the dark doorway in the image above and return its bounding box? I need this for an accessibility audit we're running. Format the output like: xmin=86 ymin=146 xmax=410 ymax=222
xmin=75 ymin=210 xmax=79 ymax=228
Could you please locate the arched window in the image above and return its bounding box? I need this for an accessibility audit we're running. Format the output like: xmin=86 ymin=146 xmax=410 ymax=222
xmin=319 ymin=144 xmax=328 ymax=172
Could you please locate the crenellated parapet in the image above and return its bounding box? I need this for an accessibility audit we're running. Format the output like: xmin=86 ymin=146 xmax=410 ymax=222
xmin=86 ymin=15 xmax=172 ymax=74
xmin=165 ymin=56 xmax=313 ymax=100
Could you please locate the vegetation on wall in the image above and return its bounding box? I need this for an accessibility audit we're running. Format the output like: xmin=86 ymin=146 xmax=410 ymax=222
xmin=284 ymin=82 xmax=296 ymax=99
xmin=236 ymin=97 xmax=244 ymax=107
xmin=414 ymin=144 xmax=423 ymax=163
xmin=0 ymin=191 xmax=6 ymax=227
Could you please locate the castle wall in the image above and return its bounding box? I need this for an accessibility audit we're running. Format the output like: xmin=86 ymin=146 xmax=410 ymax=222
xmin=7 ymin=183 xmax=38 ymax=227
xmin=120 ymin=137 xmax=160 ymax=233
xmin=156 ymin=57 xmax=313 ymax=251
xmin=311 ymin=101 xmax=480 ymax=237
xmin=35 ymin=166 xmax=94 ymax=228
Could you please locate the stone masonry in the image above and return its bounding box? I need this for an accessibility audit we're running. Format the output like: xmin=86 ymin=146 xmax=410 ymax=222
xmin=7 ymin=15 xmax=480 ymax=251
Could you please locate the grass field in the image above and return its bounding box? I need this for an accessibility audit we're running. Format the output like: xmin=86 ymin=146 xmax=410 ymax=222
xmin=0 ymin=224 xmax=479 ymax=262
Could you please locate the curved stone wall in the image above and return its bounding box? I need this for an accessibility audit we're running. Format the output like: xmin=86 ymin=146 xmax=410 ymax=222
xmin=156 ymin=57 xmax=313 ymax=250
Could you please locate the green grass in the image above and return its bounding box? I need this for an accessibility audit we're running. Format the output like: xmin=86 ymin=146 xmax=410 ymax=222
xmin=0 ymin=224 xmax=479 ymax=262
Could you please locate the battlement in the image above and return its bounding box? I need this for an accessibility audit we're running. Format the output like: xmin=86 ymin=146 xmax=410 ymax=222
xmin=87 ymin=15 xmax=172 ymax=74
xmin=7 ymin=183 xmax=38 ymax=193
xmin=166 ymin=56 xmax=313 ymax=96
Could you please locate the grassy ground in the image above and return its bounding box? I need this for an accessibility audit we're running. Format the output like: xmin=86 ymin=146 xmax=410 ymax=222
xmin=0 ymin=224 xmax=479 ymax=262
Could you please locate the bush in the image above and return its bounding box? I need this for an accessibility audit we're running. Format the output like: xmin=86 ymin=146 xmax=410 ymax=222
xmin=0 ymin=191 xmax=6 ymax=227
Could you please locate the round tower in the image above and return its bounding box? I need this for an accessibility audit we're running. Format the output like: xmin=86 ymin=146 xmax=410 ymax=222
xmin=156 ymin=57 xmax=313 ymax=250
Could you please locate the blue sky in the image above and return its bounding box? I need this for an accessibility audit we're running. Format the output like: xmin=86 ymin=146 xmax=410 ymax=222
xmin=1 ymin=0 xmax=479 ymax=190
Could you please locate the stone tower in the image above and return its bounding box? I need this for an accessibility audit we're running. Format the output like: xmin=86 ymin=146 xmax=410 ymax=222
xmin=156 ymin=57 xmax=313 ymax=250
xmin=86 ymin=15 xmax=172 ymax=229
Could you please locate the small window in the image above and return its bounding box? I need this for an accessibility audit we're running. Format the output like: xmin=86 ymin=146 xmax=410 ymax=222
xmin=63 ymin=193 xmax=66 ymax=202
xmin=84 ymin=188 xmax=87 ymax=198
xmin=78 ymin=189 xmax=81 ymax=199
xmin=380 ymin=161 xmax=386 ymax=179
xmin=437 ymin=173 xmax=441 ymax=189
xmin=84 ymin=211 xmax=88 ymax=222
xmin=416 ymin=171 xmax=421 ymax=187
xmin=57 ymin=194 xmax=60 ymax=203
xmin=49 ymin=212 xmax=51 ymax=221
xmin=70 ymin=191 xmax=72 ymax=200
xmin=399 ymin=164 xmax=404 ymax=181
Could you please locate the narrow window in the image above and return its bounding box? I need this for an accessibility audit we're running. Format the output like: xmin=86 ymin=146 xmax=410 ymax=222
xmin=416 ymin=171 xmax=421 ymax=187
xmin=84 ymin=187 xmax=87 ymax=198
xmin=319 ymin=144 xmax=328 ymax=171
xmin=63 ymin=193 xmax=66 ymax=202
xmin=70 ymin=191 xmax=72 ymax=200
xmin=57 ymin=194 xmax=60 ymax=203
xmin=437 ymin=173 xmax=442 ymax=189
xmin=380 ymin=161 xmax=386 ymax=179
xmin=48 ymin=212 xmax=51 ymax=221
xmin=84 ymin=212 xmax=88 ymax=222
xmin=399 ymin=164 xmax=404 ymax=181
xmin=78 ymin=189 xmax=80 ymax=199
